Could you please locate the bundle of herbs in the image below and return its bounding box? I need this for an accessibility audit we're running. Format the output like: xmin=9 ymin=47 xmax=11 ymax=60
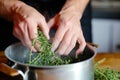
xmin=28 ymin=29 xmax=71 ymax=66
xmin=94 ymin=58 xmax=120 ymax=80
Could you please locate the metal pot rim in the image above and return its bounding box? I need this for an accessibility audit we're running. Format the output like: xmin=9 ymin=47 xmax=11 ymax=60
xmin=5 ymin=42 xmax=96 ymax=68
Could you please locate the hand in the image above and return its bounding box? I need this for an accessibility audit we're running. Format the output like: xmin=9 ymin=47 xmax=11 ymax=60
xmin=48 ymin=7 xmax=86 ymax=55
xmin=12 ymin=1 xmax=49 ymax=51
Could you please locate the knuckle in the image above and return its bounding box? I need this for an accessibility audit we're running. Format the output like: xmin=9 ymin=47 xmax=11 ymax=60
xmin=61 ymin=40 xmax=70 ymax=46
xmin=70 ymin=42 xmax=76 ymax=48
xmin=54 ymin=36 xmax=61 ymax=43
xmin=58 ymin=16 xmax=69 ymax=27
xmin=25 ymin=17 xmax=32 ymax=22
xmin=40 ymin=15 xmax=46 ymax=21
xmin=61 ymin=19 xmax=69 ymax=27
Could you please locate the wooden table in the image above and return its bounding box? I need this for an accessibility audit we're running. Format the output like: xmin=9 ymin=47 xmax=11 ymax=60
xmin=94 ymin=52 xmax=120 ymax=71
xmin=0 ymin=51 xmax=120 ymax=80
xmin=0 ymin=51 xmax=23 ymax=80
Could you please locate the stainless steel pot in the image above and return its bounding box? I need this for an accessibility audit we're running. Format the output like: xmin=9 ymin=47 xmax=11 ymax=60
xmin=1 ymin=42 xmax=96 ymax=80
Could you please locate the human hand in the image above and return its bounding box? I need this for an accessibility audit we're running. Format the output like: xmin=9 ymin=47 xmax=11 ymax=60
xmin=12 ymin=1 xmax=49 ymax=51
xmin=48 ymin=7 xmax=86 ymax=55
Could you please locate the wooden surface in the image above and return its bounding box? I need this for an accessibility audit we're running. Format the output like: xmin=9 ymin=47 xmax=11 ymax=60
xmin=94 ymin=52 xmax=120 ymax=71
xmin=0 ymin=51 xmax=8 ymax=64
xmin=0 ymin=51 xmax=23 ymax=80
xmin=0 ymin=51 xmax=120 ymax=79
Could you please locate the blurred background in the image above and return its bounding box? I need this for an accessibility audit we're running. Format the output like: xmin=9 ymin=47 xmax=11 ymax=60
xmin=91 ymin=0 xmax=120 ymax=52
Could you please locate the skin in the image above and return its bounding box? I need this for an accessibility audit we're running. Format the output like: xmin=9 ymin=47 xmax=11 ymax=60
xmin=0 ymin=0 xmax=89 ymax=55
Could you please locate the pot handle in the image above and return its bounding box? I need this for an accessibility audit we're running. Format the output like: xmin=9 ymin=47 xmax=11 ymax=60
xmin=0 ymin=63 xmax=20 ymax=76
xmin=86 ymin=42 xmax=98 ymax=48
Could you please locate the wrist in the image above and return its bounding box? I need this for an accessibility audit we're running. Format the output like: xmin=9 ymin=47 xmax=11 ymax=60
xmin=0 ymin=0 xmax=25 ymax=20
xmin=60 ymin=4 xmax=82 ymax=20
xmin=61 ymin=0 xmax=89 ymax=20
xmin=10 ymin=0 xmax=26 ymax=20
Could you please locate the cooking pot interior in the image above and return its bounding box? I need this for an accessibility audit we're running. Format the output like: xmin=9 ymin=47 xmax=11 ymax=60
xmin=5 ymin=42 xmax=95 ymax=67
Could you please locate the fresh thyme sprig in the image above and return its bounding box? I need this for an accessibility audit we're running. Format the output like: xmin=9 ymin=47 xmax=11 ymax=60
xmin=94 ymin=58 xmax=120 ymax=80
xmin=28 ymin=29 xmax=71 ymax=66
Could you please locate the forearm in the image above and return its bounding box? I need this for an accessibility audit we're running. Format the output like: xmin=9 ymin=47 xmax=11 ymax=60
xmin=61 ymin=0 xmax=89 ymax=19
xmin=0 ymin=0 xmax=24 ymax=20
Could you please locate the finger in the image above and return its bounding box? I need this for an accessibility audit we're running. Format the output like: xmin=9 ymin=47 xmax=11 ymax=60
xmin=13 ymin=21 xmax=37 ymax=52
xmin=64 ymin=35 xmax=77 ymax=55
xmin=27 ymin=23 xmax=40 ymax=52
xmin=13 ymin=24 xmax=22 ymax=41
xmin=51 ymin=23 xmax=66 ymax=52
xmin=76 ymin=38 xmax=86 ymax=55
xmin=27 ymin=21 xmax=38 ymax=41
xmin=38 ymin=17 xmax=50 ymax=39
xmin=56 ymin=29 xmax=73 ymax=55
xmin=25 ymin=23 xmax=37 ymax=52
xmin=33 ymin=41 xmax=40 ymax=52
xmin=20 ymin=21 xmax=37 ymax=51
xmin=13 ymin=20 xmax=25 ymax=41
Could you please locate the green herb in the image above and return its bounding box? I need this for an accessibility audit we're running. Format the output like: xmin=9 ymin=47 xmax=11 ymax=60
xmin=94 ymin=58 xmax=120 ymax=80
xmin=28 ymin=29 xmax=71 ymax=66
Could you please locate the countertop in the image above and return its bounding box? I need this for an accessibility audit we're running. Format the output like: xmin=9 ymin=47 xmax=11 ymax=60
xmin=0 ymin=51 xmax=120 ymax=80
xmin=94 ymin=52 xmax=120 ymax=71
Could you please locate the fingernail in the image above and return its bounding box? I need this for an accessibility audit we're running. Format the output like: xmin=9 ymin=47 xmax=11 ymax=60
xmin=56 ymin=50 xmax=64 ymax=55
xmin=51 ymin=42 xmax=56 ymax=51
xmin=51 ymin=46 xmax=55 ymax=52
xmin=45 ymin=34 xmax=49 ymax=40
xmin=35 ymin=42 xmax=40 ymax=51
xmin=32 ymin=47 xmax=37 ymax=52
